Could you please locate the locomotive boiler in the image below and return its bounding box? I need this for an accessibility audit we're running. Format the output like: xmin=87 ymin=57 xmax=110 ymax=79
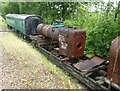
xmin=37 ymin=24 xmax=86 ymax=58
xmin=105 ymin=37 xmax=120 ymax=88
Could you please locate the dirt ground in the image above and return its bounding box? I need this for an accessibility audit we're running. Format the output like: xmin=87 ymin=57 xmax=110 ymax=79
xmin=0 ymin=45 xmax=3 ymax=90
xmin=0 ymin=25 xmax=88 ymax=90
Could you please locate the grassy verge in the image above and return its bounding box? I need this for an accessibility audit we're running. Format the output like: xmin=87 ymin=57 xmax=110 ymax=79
xmin=0 ymin=16 xmax=7 ymax=29
xmin=0 ymin=16 xmax=83 ymax=89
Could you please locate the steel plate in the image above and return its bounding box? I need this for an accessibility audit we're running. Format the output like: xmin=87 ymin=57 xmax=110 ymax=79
xmin=73 ymin=55 xmax=105 ymax=72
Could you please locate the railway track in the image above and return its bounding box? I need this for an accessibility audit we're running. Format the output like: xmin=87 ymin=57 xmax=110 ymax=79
xmin=0 ymin=29 xmax=15 ymax=32
xmin=27 ymin=35 xmax=119 ymax=91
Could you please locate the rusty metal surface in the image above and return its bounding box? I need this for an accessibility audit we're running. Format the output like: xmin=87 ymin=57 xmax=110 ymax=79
xmin=51 ymin=28 xmax=60 ymax=40
xmin=37 ymin=24 xmax=52 ymax=37
xmin=73 ymin=55 xmax=105 ymax=72
xmin=107 ymin=36 xmax=120 ymax=86
xmin=59 ymin=27 xmax=86 ymax=58
xmin=29 ymin=35 xmax=58 ymax=47
xmin=37 ymin=24 xmax=60 ymax=40
xmin=42 ymin=25 xmax=52 ymax=37
xmin=109 ymin=37 xmax=120 ymax=65
xmin=107 ymin=65 xmax=120 ymax=86
xmin=37 ymin=23 xmax=44 ymax=34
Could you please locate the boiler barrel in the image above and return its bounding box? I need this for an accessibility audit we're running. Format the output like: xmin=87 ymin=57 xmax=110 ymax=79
xmin=37 ymin=24 xmax=59 ymax=40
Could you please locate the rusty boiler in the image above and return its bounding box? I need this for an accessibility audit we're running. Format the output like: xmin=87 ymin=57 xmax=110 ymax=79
xmin=58 ymin=27 xmax=86 ymax=58
xmin=107 ymin=36 xmax=120 ymax=86
xmin=37 ymin=24 xmax=59 ymax=40
xmin=37 ymin=24 xmax=86 ymax=58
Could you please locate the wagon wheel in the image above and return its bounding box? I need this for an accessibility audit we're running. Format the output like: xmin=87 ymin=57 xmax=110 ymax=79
xmin=32 ymin=39 xmax=37 ymax=47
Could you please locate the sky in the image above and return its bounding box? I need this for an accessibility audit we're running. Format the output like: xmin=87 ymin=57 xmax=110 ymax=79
xmin=104 ymin=0 xmax=119 ymax=3
xmin=0 ymin=0 xmax=119 ymax=2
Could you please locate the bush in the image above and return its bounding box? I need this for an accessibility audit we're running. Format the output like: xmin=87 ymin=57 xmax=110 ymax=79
xmin=86 ymin=15 xmax=119 ymax=58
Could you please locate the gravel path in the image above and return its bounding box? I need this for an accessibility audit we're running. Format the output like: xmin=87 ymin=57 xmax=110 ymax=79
xmin=0 ymin=28 xmax=4 ymax=90
xmin=0 ymin=46 xmax=12 ymax=89
xmin=0 ymin=28 xmax=12 ymax=89
xmin=0 ymin=49 xmax=65 ymax=89
xmin=0 ymin=45 xmax=3 ymax=90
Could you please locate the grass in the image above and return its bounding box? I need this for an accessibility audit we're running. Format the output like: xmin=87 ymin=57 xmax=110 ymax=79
xmin=0 ymin=16 xmax=83 ymax=89
xmin=0 ymin=16 xmax=7 ymax=29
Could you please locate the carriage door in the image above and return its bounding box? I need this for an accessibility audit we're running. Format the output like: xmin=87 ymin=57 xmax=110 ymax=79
xmin=30 ymin=17 xmax=40 ymax=35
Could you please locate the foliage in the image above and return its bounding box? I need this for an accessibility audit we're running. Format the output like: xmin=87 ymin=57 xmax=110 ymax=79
xmin=2 ymin=2 xmax=19 ymax=18
xmin=2 ymin=2 xmax=79 ymax=24
xmin=85 ymin=14 xmax=119 ymax=58
xmin=0 ymin=16 xmax=7 ymax=29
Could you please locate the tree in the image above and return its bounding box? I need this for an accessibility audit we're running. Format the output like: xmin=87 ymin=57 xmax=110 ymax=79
xmin=2 ymin=2 xmax=19 ymax=18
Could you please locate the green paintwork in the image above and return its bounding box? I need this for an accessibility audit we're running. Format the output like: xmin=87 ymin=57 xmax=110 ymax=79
xmin=5 ymin=14 xmax=40 ymax=35
xmin=52 ymin=22 xmax=64 ymax=28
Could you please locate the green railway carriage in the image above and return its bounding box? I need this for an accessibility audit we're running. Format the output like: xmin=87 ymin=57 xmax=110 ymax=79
xmin=5 ymin=14 xmax=43 ymax=35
